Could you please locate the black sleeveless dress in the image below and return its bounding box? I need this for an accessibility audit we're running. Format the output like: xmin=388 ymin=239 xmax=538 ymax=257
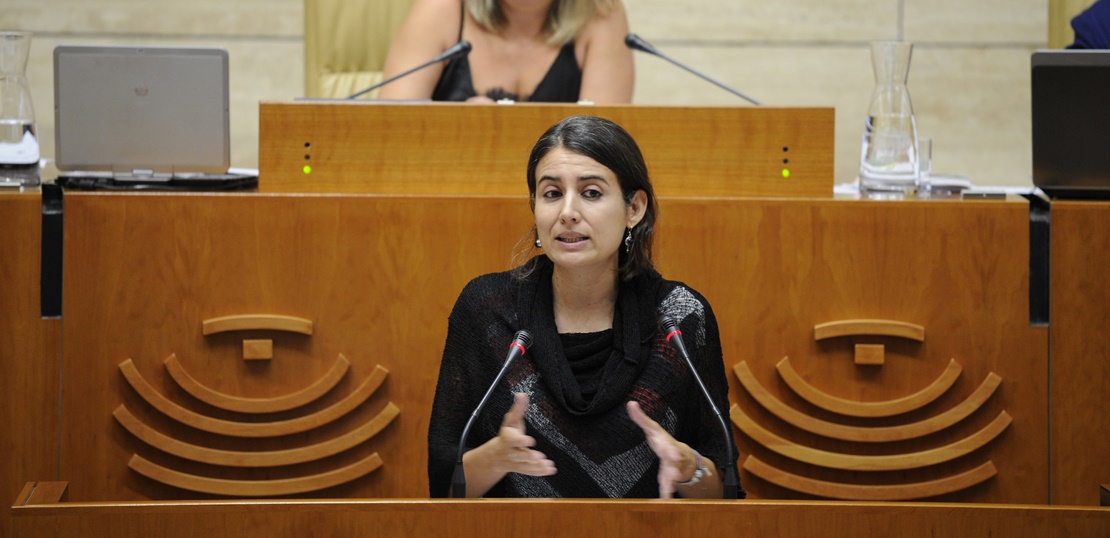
xmin=431 ymin=3 xmax=582 ymax=102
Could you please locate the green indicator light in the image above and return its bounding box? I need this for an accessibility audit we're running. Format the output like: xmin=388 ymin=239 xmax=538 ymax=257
xmin=782 ymin=168 xmax=790 ymax=178
xmin=303 ymin=165 xmax=312 ymax=175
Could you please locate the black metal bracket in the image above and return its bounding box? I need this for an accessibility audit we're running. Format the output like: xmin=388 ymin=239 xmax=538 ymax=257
xmin=41 ymin=184 xmax=63 ymax=318
xmin=1024 ymin=192 xmax=1050 ymax=327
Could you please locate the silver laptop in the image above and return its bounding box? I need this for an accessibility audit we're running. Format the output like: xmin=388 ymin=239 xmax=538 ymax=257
xmin=1031 ymin=49 xmax=1110 ymax=199
xmin=53 ymin=44 xmax=254 ymax=187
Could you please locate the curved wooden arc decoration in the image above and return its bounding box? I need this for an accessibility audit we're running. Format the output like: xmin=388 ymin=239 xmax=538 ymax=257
xmin=730 ymin=405 xmax=1012 ymax=471
xmin=742 ymin=455 xmax=998 ymax=500
xmin=127 ymin=452 xmax=383 ymax=497
xmin=201 ymin=314 xmax=314 ymax=335
xmin=164 ymin=353 xmax=349 ymax=414
xmin=814 ymin=319 xmax=925 ymax=342
xmin=113 ymin=402 xmax=400 ymax=467
xmin=734 ymin=361 xmax=1004 ymax=442
xmin=776 ymin=357 xmax=962 ymax=417
xmin=119 ymin=359 xmax=390 ymax=438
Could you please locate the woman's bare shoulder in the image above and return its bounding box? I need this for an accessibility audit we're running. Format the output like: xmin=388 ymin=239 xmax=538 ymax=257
xmin=577 ymin=0 xmax=629 ymax=43
xmin=401 ymin=0 xmax=465 ymax=40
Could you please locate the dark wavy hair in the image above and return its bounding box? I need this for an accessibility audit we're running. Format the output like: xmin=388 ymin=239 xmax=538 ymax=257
xmin=514 ymin=115 xmax=658 ymax=281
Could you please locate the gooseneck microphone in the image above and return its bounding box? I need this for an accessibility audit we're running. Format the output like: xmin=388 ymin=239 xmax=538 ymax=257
xmin=660 ymin=316 xmax=740 ymax=499
xmin=347 ymin=40 xmax=472 ymax=99
xmin=625 ymin=34 xmax=761 ymax=106
xmin=452 ymin=330 xmax=533 ymax=498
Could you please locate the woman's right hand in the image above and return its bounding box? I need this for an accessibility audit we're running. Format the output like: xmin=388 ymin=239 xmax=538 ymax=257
xmin=457 ymin=392 xmax=555 ymax=497
xmin=492 ymin=393 xmax=557 ymax=476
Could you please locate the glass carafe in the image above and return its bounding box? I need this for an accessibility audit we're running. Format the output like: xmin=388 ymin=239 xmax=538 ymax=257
xmin=859 ymin=41 xmax=918 ymax=198
xmin=0 ymin=31 xmax=40 ymax=186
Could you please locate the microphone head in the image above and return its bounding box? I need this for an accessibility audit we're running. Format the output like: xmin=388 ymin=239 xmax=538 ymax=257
xmin=513 ymin=330 xmax=533 ymax=352
xmin=624 ymin=34 xmax=657 ymax=55
xmin=659 ymin=316 xmax=684 ymax=345
xmin=434 ymin=40 xmax=473 ymax=64
xmin=450 ymin=40 xmax=472 ymax=59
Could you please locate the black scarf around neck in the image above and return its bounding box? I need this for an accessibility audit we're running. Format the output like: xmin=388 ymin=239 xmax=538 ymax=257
xmin=515 ymin=256 xmax=660 ymax=416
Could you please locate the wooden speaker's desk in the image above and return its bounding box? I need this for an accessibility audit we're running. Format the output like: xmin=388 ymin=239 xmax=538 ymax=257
xmin=0 ymin=192 xmax=1049 ymax=501
xmin=11 ymin=484 xmax=1110 ymax=537
xmin=258 ymin=102 xmax=834 ymax=197
xmin=3 ymin=191 xmax=1110 ymax=537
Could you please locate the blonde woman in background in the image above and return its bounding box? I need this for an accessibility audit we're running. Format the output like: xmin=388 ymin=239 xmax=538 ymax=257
xmin=380 ymin=0 xmax=633 ymax=103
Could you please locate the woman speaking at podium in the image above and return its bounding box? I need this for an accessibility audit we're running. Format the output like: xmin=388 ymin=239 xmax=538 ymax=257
xmin=427 ymin=116 xmax=740 ymax=499
xmin=379 ymin=0 xmax=633 ymax=103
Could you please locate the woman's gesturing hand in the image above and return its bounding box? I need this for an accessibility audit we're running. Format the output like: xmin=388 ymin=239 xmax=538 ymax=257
xmin=627 ymin=400 xmax=698 ymax=499
xmin=497 ymin=393 xmax=557 ymax=476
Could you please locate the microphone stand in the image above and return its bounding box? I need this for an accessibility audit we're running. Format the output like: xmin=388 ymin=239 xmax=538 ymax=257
xmin=626 ymin=34 xmax=761 ymax=106
xmin=452 ymin=330 xmax=531 ymax=498
xmin=347 ymin=40 xmax=472 ymax=100
xmin=690 ymin=367 xmax=741 ymax=499
xmin=661 ymin=317 xmax=740 ymax=499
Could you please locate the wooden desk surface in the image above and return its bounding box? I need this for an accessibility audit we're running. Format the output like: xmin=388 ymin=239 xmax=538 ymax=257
xmin=11 ymin=495 xmax=1110 ymax=538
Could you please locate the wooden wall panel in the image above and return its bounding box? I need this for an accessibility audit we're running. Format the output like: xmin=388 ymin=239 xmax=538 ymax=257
xmin=654 ymin=198 xmax=1047 ymax=503
xmin=257 ymin=103 xmax=834 ymax=198
xmin=54 ymin=193 xmax=1051 ymax=504
xmin=1050 ymin=201 xmax=1110 ymax=506
xmin=59 ymin=192 xmax=531 ymax=501
xmin=0 ymin=192 xmax=61 ymax=538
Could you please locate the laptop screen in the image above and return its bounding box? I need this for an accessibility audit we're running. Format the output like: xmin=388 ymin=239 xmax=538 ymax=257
xmin=1031 ymin=50 xmax=1110 ymax=199
xmin=53 ymin=45 xmax=231 ymax=177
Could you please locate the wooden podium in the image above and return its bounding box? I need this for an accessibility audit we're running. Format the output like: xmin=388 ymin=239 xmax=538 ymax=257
xmin=5 ymin=103 xmax=1110 ymax=537
xmin=12 ymin=482 xmax=1110 ymax=537
xmin=3 ymin=193 xmax=1048 ymax=504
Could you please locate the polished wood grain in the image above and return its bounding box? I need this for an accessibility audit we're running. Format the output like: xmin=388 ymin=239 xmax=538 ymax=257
xmin=13 ymin=482 xmax=68 ymax=506
xmin=126 ymin=453 xmax=384 ymax=497
xmin=119 ymin=359 xmax=389 ymax=437
xmin=0 ymin=192 xmax=62 ymax=538
xmin=814 ymin=319 xmax=925 ymax=341
xmin=112 ymin=402 xmax=399 ymax=467
xmin=164 ymin=352 xmax=349 ymax=413
xmin=48 ymin=194 xmax=1049 ymax=503
xmin=742 ymin=456 xmax=998 ymax=501
xmin=656 ymin=197 xmax=1046 ymax=502
xmin=11 ymin=497 xmax=1110 ymax=538
xmin=776 ymin=357 xmax=963 ymax=417
xmin=853 ymin=343 xmax=886 ymax=365
xmin=732 ymin=362 xmax=1002 ymax=443
xmin=202 ymin=314 xmax=314 ymax=335
xmin=1050 ymin=201 xmax=1110 ymax=505
xmin=257 ymin=102 xmax=835 ymax=198
xmin=241 ymin=339 xmax=273 ymax=360
xmin=59 ymin=193 xmax=534 ymax=502
xmin=731 ymin=405 xmax=1011 ymax=471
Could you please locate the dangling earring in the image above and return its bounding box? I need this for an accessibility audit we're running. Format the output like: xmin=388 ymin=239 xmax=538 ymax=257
xmin=623 ymin=228 xmax=633 ymax=253
xmin=535 ymin=238 xmax=542 ymax=248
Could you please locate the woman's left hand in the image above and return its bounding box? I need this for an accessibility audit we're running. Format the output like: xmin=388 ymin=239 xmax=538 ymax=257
xmin=627 ymin=400 xmax=698 ymax=499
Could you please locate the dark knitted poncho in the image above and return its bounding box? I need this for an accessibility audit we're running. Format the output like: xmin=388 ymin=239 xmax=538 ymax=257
xmin=427 ymin=255 xmax=740 ymax=498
